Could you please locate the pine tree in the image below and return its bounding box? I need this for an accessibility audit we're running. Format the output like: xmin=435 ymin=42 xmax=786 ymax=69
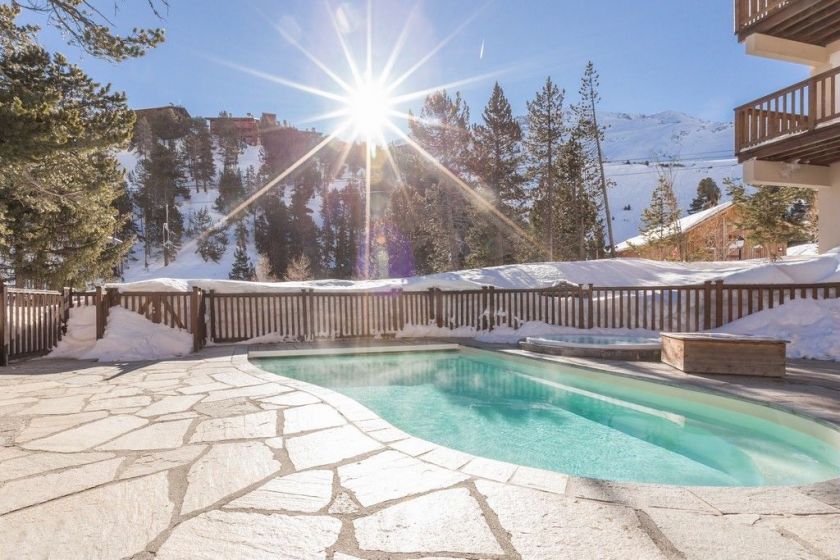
xmin=727 ymin=179 xmax=815 ymax=260
xmin=193 ymin=207 xmax=228 ymax=262
xmin=688 ymin=177 xmax=722 ymax=214
xmin=285 ymin=254 xmax=312 ymax=281
xmin=574 ymin=62 xmax=614 ymax=256
xmin=194 ymin=118 xmax=216 ymax=193
xmin=0 ymin=3 xmax=162 ymax=286
xmin=640 ymin=168 xmax=683 ymax=260
xmin=217 ymin=167 xmax=245 ymax=211
xmin=408 ymin=90 xmax=472 ymax=271
xmin=132 ymin=117 xmax=155 ymax=158
xmin=229 ymin=244 xmax=255 ymax=281
xmin=525 ymin=77 xmax=565 ymax=260
xmin=133 ymin=142 xmax=188 ymax=267
xmin=214 ymin=111 xmax=241 ymax=169
xmin=255 ymin=191 xmax=291 ymax=278
xmin=467 ymin=82 xmax=528 ymax=266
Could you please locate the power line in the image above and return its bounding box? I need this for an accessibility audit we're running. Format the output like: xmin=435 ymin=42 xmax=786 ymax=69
xmin=606 ymin=162 xmax=740 ymax=178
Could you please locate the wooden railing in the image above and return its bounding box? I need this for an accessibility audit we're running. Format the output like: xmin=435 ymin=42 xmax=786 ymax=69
xmin=735 ymin=65 xmax=840 ymax=153
xmin=0 ymin=287 xmax=69 ymax=364
xmin=735 ymin=0 xmax=789 ymax=34
xmin=3 ymin=280 xmax=839 ymax=363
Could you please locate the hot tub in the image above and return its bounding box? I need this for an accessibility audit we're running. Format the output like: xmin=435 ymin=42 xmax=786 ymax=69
xmin=520 ymin=333 xmax=662 ymax=361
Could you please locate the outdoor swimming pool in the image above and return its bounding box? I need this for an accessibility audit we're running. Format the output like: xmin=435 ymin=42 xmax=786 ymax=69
xmin=254 ymin=348 xmax=840 ymax=486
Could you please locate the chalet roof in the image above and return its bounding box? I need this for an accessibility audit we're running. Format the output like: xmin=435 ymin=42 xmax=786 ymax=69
xmin=616 ymin=201 xmax=734 ymax=253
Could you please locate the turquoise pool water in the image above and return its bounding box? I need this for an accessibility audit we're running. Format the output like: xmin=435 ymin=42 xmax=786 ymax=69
xmin=255 ymin=350 xmax=840 ymax=486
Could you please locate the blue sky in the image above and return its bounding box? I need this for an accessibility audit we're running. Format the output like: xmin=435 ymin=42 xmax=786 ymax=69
xmin=30 ymin=0 xmax=807 ymax=129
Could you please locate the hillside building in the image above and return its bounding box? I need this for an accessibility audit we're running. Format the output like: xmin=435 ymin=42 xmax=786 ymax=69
xmin=616 ymin=202 xmax=786 ymax=261
xmin=734 ymin=0 xmax=840 ymax=253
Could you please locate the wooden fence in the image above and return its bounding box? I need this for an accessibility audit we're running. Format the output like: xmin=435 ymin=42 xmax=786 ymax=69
xmin=3 ymin=280 xmax=840 ymax=364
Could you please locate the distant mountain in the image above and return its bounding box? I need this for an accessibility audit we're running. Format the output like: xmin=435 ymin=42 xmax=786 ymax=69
xmin=599 ymin=110 xmax=733 ymax=163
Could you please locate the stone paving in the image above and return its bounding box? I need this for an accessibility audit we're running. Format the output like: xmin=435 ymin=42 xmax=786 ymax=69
xmin=0 ymin=343 xmax=838 ymax=559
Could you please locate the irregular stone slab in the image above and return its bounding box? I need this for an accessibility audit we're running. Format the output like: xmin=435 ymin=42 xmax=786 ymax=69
xmin=201 ymin=384 xmax=286 ymax=403
xmin=17 ymin=395 xmax=87 ymax=415
xmin=260 ymin=391 xmax=320 ymax=407
xmin=567 ymin=478 xmax=714 ymax=512
xmin=283 ymin=403 xmax=346 ymax=434
xmin=0 ymin=457 xmax=122 ymax=514
xmin=389 ymin=437 xmax=438 ymax=457
xmin=0 ymin=447 xmax=29 ymax=463
xmin=461 ymin=457 xmax=517 ymax=482
xmin=0 ymin=471 xmax=172 ymax=560
xmin=194 ymin=399 xmax=261 ymax=418
xmin=157 ymin=411 xmax=199 ymax=421
xmin=797 ymin=479 xmax=840 ymax=509
xmin=286 ymin=425 xmax=381 ymax=470
xmin=475 ymin=480 xmax=665 ymax=560
xmin=156 ymin=510 xmax=340 ymax=560
xmin=643 ymin=507 xmax=815 ymax=560
xmin=0 ymin=451 xmax=114 ymax=482
xmin=178 ymin=381 xmax=231 ymax=395
xmin=333 ymin=554 xmax=364 ymax=560
xmin=181 ymin=441 xmax=281 ymax=514
xmin=509 ymin=466 xmax=569 ymax=495
xmin=15 ymin=410 xmax=108 ymax=443
xmin=121 ymin=445 xmax=207 ymax=479
xmin=354 ymin=488 xmax=502 ymax=555
xmin=329 ymin=491 xmax=359 ymax=515
xmin=23 ymin=415 xmax=148 ymax=452
xmin=265 ymin=436 xmax=284 ymax=449
xmin=367 ymin=427 xmax=409 ymax=443
xmin=339 ymin=450 xmax=468 ymax=507
xmin=689 ymin=486 xmax=839 ymax=515
xmin=211 ymin=370 xmax=264 ymax=387
xmin=225 ymin=470 xmax=333 ymax=513
xmin=190 ymin=410 xmax=277 ymax=443
xmin=767 ymin=514 xmax=840 ymax=559
xmin=419 ymin=446 xmax=473 ymax=470
xmin=99 ymin=419 xmax=193 ymax=450
xmin=137 ymin=394 xmax=204 ymax=417
xmin=85 ymin=395 xmax=152 ymax=411
xmin=90 ymin=386 xmax=145 ymax=399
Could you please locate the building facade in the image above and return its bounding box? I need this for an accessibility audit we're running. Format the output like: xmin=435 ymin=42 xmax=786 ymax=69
xmin=734 ymin=0 xmax=840 ymax=253
xmin=616 ymin=202 xmax=786 ymax=261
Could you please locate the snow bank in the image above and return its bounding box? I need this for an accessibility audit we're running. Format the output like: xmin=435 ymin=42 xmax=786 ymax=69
xmin=109 ymin=249 xmax=840 ymax=294
xmin=718 ymin=299 xmax=840 ymax=361
xmin=48 ymin=307 xmax=192 ymax=362
xmin=49 ymin=306 xmax=97 ymax=358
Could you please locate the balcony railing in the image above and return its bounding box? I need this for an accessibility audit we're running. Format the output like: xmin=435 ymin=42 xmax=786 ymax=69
xmin=735 ymin=0 xmax=790 ymax=34
xmin=735 ymin=65 xmax=840 ymax=155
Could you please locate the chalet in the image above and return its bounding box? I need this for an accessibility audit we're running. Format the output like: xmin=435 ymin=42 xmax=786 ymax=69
xmin=616 ymin=202 xmax=786 ymax=261
xmin=734 ymin=0 xmax=840 ymax=253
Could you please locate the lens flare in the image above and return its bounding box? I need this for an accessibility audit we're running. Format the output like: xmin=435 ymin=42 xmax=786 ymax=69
xmin=347 ymin=79 xmax=392 ymax=140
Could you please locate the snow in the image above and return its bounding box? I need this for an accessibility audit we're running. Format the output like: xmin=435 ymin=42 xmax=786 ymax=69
xmin=48 ymin=306 xmax=192 ymax=362
xmin=718 ymin=299 xmax=840 ymax=360
xmin=616 ymin=201 xmax=734 ymax=252
xmin=108 ymin=249 xmax=840 ymax=294
xmin=787 ymin=243 xmax=818 ymax=257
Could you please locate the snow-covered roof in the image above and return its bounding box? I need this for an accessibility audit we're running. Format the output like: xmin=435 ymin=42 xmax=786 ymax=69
xmin=615 ymin=201 xmax=734 ymax=253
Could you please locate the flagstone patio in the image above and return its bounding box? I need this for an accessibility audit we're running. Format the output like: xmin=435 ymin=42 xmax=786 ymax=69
xmin=0 ymin=343 xmax=838 ymax=559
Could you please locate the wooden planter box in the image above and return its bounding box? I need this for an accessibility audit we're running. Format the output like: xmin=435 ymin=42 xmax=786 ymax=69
xmin=661 ymin=333 xmax=787 ymax=377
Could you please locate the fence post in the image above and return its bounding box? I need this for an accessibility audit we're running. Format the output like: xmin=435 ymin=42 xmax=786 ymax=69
xmin=488 ymin=286 xmax=496 ymax=331
xmin=190 ymin=287 xmax=203 ymax=353
xmin=577 ymin=285 xmax=586 ymax=329
xmin=703 ymin=281 xmax=713 ymax=330
xmin=714 ymin=280 xmax=724 ymax=328
xmin=208 ymin=290 xmax=216 ymax=343
xmin=587 ymin=284 xmax=595 ymax=329
xmin=300 ymin=289 xmax=309 ymax=341
xmin=94 ymin=286 xmax=104 ymax=339
xmin=62 ymin=287 xmax=71 ymax=335
xmin=435 ymin=289 xmax=444 ymax=329
xmin=0 ymin=284 xmax=7 ymax=366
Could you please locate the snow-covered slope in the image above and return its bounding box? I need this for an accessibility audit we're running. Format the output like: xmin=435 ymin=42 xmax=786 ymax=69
xmin=120 ymin=144 xmax=264 ymax=282
xmin=597 ymin=111 xmax=740 ymax=245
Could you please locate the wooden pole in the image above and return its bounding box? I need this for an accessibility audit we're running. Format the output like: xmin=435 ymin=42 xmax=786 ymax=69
xmin=0 ymin=284 xmax=7 ymax=366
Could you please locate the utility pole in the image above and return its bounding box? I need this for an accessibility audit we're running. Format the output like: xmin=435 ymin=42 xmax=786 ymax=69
xmin=589 ymin=77 xmax=615 ymax=258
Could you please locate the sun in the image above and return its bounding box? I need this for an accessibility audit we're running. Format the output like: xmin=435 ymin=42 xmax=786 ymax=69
xmin=347 ymin=78 xmax=392 ymax=140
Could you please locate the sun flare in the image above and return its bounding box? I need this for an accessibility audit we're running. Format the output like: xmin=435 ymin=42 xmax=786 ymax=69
xmin=347 ymin=79 xmax=393 ymax=139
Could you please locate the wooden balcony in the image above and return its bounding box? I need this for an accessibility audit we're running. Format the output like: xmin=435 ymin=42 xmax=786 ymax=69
xmin=736 ymin=0 xmax=840 ymax=45
xmin=735 ymin=65 xmax=840 ymax=165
